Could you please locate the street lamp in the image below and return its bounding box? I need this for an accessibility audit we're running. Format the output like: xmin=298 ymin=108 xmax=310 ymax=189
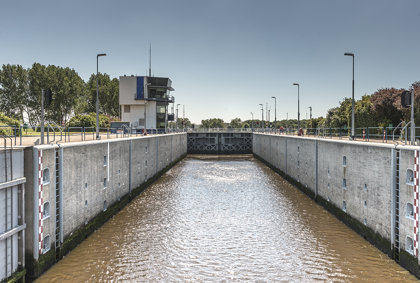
xmin=293 ymin=83 xmax=300 ymax=129
xmin=96 ymin=53 xmax=107 ymax=140
xmin=344 ymin=52 xmax=355 ymax=140
xmin=259 ymin=104 xmax=264 ymax=128
xmin=271 ymin=96 xmax=277 ymax=124
xmin=250 ymin=112 xmax=254 ymax=129
xmin=176 ymin=103 xmax=180 ymax=129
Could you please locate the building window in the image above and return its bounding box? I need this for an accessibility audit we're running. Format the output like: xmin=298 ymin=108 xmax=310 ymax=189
xmin=343 ymin=156 xmax=347 ymax=166
xmin=103 ymin=200 xmax=107 ymax=211
xmin=43 ymin=202 xmax=50 ymax=219
xmin=406 ymin=203 xmax=414 ymax=219
xmin=43 ymin=235 xmax=51 ymax=253
xmin=124 ymin=105 xmax=130 ymax=113
xmin=157 ymin=105 xmax=166 ymax=114
xmin=342 ymin=201 xmax=347 ymax=212
xmin=406 ymin=236 xmax=414 ymax=255
xmin=104 ymin=155 xmax=107 ymax=166
xmin=407 ymin=169 xmax=414 ymax=186
xmin=43 ymin=168 xmax=50 ymax=184
xmin=342 ymin=178 xmax=347 ymax=189
xmin=104 ymin=178 xmax=107 ymax=188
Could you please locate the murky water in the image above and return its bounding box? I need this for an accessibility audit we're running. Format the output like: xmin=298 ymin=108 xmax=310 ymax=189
xmin=37 ymin=155 xmax=417 ymax=282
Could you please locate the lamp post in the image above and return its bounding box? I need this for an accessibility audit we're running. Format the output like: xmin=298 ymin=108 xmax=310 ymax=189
xmin=271 ymin=96 xmax=277 ymax=124
xmin=251 ymin=112 xmax=254 ymax=130
xmin=96 ymin=53 xmax=107 ymax=140
xmin=293 ymin=83 xmax=300 ymax=129
xmin=176 ymin=104 xmax=180 ymax=129
xmin=344 ymin=52 xmax=355 ymax=140
xmin=259 ymin=104 xmax=264 ymax=128
xmin=308 ymin=106 xmax=312 ymax=119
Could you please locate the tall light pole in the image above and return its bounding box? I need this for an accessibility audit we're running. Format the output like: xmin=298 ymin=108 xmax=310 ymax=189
xmin=266 ymin=102 xmax=269 ymax=123
xmin=293 ymin=83 xmax=300 ymax=129
xmin=250 ymin=112 xmax=254 ymax=129
xmin=308 ymin=106 xmax=312 ymax=119
xmin=176 ymin=104 xmax=180 ymax=129
xmin=96 ymin=53 xmax=107 ymax=140
xmin=259 ymin=103 xmax=264 ymax=128
xmin=183 ymin=105 xmax=185 ymax=129
xmin=344 ymin=52 xmax=355 ymax=140
xmin=271 ymin=96 xmax=277 ymax=123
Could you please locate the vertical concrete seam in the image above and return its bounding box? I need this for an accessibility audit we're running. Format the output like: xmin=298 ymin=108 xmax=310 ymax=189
xmin=129 ymin=141 xmax=132 ymax=194
xmin=59 ymin=147 xmax=63 ymax=244
xmin=285 ymin=138 xmax=288 ymax=174
xmin=315 ymin=140 xmax=318 ymax=199
xmin=156 ymin=137 xmax=159 ymax=172
xmin=107 ymin=142 xmax=110 ymax=182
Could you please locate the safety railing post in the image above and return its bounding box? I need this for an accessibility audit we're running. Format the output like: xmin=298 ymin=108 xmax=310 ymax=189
xmin=366 ymin=127 xmax=369 ymax=141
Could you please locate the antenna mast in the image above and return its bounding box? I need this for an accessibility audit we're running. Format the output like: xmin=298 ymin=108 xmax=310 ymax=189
xmin=149 ymin=43 xmax=152 ymax=77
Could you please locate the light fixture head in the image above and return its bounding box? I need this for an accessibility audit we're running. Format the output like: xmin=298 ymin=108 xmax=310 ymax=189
xmin=344 ymin=52 xmax=354 ymax=57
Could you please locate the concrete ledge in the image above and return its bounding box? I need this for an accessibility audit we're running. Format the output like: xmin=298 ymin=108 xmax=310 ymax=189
xmin=253 ymin=133 xmax=420 ymax=150
xmin=33 ymin=133 xmax=187 ymax=150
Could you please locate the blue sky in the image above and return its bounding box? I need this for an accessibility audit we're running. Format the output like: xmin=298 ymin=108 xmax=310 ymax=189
xmin=1 ymin=0 xmax=420 ymax=124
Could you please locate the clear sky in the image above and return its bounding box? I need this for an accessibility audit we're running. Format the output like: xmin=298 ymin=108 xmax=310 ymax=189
xmin=1 ymin=0 xmax=419 ymax=124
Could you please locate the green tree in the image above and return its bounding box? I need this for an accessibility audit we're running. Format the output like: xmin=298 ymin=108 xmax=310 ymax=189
xmin=28 ymin=63 xmax=85 ymax=125
xmin=326 ymin=98 xmax=352 ymax=128
xmin=229 ymin=118 xmax=242 ymax=128
xmin=200 ymin=118 xmax=225 ymax=128
xmin=67 ymin=113 xmax=115 ymax=128
xmin=176 ymin=118 xmax=192 ymax=128
xmin=0 ymin=64 xmax=29 ymax=122
xmin=355 ymin=95 xmax=375 ymax=128
xmin=86 ymin=74 xmax=119 ymax=117
xmin=370 ymin=88 xmax=404 ymax=127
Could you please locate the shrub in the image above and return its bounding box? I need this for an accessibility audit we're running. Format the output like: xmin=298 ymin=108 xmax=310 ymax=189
xmin=0 ymin=113 xmax=21 ymax=136
xmin=67 ymin=113 xmax=119 ymax=130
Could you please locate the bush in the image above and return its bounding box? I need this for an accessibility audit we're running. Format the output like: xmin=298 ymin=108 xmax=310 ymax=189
xmin=0 ymin=113 xmax=21 ymax=136
xmin=67 ymin=113 xmax=119 ymax=130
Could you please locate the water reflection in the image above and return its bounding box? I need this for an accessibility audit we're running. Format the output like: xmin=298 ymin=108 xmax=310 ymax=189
xmin=37 ymin=155 xmax=417 ymax=282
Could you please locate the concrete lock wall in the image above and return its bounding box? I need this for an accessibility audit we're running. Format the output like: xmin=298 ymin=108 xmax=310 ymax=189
xmin=253 ymin=133 xmax=420 ymax=276
xmin=23 ymin=133 xmax=187 ymax=278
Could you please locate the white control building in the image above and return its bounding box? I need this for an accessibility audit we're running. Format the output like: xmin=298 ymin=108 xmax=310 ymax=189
xmin=119 ymin=75 xmax=174 ymax=130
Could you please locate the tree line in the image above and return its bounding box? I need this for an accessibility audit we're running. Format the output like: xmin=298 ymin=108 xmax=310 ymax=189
xmin=199 ymin=82 xmax=420 ymax=129
xmin=0 ymin=63 xmax=119 ymax=126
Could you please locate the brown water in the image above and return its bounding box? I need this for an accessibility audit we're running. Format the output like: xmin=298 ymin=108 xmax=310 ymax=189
xmin=37 ymin=155 xmax=418 ymax=282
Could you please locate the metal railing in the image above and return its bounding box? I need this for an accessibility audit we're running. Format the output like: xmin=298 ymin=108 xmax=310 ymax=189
xmin=4 ymin=123 xmax=420 ymax=146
